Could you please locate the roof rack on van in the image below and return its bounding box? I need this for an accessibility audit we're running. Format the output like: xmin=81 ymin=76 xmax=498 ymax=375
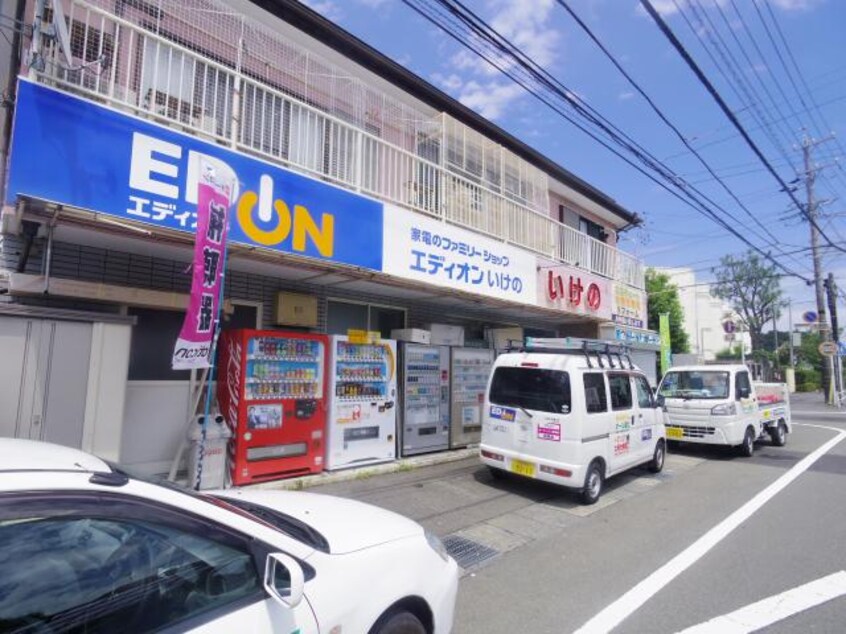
xmin=523 ymin=337 xmax=636 ymax=370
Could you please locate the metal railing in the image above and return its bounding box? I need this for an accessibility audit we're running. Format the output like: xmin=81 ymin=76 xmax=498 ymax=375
xmin=31 ymin=0 xmax=644 ymax=289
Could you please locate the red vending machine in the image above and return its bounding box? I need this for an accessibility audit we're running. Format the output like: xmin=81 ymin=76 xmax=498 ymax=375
xmin=217 ymin=329 xmax=328 ymax=486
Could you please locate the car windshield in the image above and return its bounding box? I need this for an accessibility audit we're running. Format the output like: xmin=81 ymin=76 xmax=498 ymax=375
xmin=659 ymin=370 xmax=730 ymax=400
xmin=489 ymin=367 xmax=571 ymax=414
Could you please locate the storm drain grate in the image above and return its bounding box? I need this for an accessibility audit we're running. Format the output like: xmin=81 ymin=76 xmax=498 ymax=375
xmin=442 ymin=535 xmax=499 ymax=570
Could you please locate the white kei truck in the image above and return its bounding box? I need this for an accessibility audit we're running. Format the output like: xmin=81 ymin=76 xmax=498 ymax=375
xmin=480 ymin=339 xmax=667 ymax=505
xmin=656 ymin=364 xmax=792 ymax=456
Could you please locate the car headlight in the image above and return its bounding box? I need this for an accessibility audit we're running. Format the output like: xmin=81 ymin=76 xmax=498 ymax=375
xmin=424 ymin=530 xmax=450 ymax=563
xmin=711 ymin=403 xmax=737 ymax=416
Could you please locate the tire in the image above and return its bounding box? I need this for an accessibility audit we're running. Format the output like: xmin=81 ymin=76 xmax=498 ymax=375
xmin=581 ymin=461 xmax=604 ymax=505
xmin=371 ymin=610 xmax=427 ymax=634
xmin=769 ymin=421 xmax=787 ymax=447
xmin=737 ymin=426 xmax=756 ymax=457
xmin=649 ymin=440 xmax=666 ymax=473
xmin=488 ymin=465 xmax=505 ymax=480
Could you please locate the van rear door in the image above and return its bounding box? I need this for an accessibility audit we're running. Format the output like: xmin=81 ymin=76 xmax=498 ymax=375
xmin=486 ymin=365 xmax=572 ymax=465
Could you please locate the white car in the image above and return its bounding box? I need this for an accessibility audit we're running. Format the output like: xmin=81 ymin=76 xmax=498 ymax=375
xmin=0 ymin=439 xmax=458 ymax=633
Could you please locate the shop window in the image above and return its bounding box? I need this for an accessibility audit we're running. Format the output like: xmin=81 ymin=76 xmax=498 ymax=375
xmin=128 ymin=308 xmax=190 ymax=381
xmin=327 ymin=301 xmax=405 ymax=339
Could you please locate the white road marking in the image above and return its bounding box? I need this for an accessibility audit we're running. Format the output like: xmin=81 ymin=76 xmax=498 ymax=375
xmin=677 ymin=570 xmax=846 ymax=633
xmin=573 ymin=424 xmax=846 ymax=634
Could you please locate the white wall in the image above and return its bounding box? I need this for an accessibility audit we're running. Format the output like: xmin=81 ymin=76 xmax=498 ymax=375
xmin=656 ymin=268 xmax=750 ymax=361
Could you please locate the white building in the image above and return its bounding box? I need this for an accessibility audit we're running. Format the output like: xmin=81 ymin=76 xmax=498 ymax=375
xmin=656 ymin=268 xmax=750 ymax=362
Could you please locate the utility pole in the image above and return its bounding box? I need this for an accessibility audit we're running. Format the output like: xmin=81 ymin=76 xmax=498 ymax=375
xmin=802 ymin=134 xmax=836 ymax=404
xmin=788 ymin=300 xmax=795 ymax=367
xmin=825 ymin=273 xmax=842 ymax=402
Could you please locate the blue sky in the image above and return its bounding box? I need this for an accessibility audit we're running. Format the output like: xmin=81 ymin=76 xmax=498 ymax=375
xmin=301 ymin=0 xmax=846 ymax=322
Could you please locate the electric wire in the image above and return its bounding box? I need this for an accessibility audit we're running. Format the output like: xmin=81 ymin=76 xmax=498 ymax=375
xmin=640 ymin=0 xmax=846 ymax=256
xmin=402 ymin=0 xmax=813 ymax=282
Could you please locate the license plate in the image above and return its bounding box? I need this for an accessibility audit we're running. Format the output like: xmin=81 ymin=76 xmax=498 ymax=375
xmin=666 ymin=426 xmax=684 ymax=440
xmin=510 ymin=458 xmax=535 ymax=478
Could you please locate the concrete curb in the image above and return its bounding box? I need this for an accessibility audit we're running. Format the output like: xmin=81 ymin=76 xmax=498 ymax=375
xmin=244 ymin=446 xmax=479 ymax=491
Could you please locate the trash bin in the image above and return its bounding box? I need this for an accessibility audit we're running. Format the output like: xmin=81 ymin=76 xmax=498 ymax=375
xmin=188 ymin=414 xmax=232 ymax=490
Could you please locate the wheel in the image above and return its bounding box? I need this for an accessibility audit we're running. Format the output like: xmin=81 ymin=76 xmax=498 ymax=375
xmin=581 ymin=461 xmax=604 ymax=505
xmin=649 ymin=440 xmax=665 ymax=473
xmin=370 ymin=610 xmax=427 ymax=634
xmin=737 ymin=426 xmax=756 ymax=457
xmin=488 ymin=465 xmax=505 ymax=480
xmin=769 ymin=421 xmax=787 ymax=447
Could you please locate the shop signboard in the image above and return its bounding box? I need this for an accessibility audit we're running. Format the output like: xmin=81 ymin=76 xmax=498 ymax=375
xmin=381 ymin=204 xmax=537 ymax=305
xmin=536 ymin=261 xmax=612 ymax=320
xmin=612 ymin=284 xmax=647 ymax=329
xmin=609 ymin=327 xmax=661 ymax=350
xmin=7 ymin=80 xmax=383 ymax=271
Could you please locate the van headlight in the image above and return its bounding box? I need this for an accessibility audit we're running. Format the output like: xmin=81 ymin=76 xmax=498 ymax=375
xmin=425 ymin=530 xmax=450 ymax=563
xmin=711 ymin=403 xmax=737 ymax=416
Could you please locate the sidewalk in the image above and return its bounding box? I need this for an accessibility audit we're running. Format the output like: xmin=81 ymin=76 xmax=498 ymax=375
xmin=790 ymin=391 xmax=845 ymax=416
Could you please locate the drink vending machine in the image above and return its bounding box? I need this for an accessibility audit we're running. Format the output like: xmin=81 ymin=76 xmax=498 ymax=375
xmin=398 ymin=343 xmax=450 ymax=456
xmin=326 ymin=335 xmax=397 ymax=470
xmin=449 ymin=347 xmax=495 ymax=448
xmin=217 ymin=329 xmax=328 ymax=486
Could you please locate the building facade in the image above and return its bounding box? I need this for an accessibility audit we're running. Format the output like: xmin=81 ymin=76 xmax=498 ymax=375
xmin=1 ymin=0 xmax=647 ymax=477
xmin=656 ymin=267 xmax=750 ymax=362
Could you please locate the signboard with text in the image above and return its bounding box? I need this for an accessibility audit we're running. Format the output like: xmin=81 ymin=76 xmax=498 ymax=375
xmin=612 ymin=284 xmax=647 ymax=329
xmin=7 ymin=80 xmax=384 ymax=271
xmin=382 ymin=204 xmax=537 ymax=305
xmin=537 ymin=261 xmax=611 ymax=320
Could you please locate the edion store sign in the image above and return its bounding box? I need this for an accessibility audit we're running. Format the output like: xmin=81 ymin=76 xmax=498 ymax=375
xmin=537 ymin=263 xmax=612 ymax=321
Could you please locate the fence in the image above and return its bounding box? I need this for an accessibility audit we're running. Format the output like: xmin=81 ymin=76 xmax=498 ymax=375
xmin=29 ymin=0 xmax=644 ymax=289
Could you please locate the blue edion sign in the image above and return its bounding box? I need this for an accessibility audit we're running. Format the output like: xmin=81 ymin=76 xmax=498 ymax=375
xmin=7 ymin=80 xmax=384 ymax=271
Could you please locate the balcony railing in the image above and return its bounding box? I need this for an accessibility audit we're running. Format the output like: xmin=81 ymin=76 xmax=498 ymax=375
xmin=30 ymin=0 xmax=644 ymax=290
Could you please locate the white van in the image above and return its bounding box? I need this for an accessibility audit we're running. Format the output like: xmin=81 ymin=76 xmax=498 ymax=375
xmin=656 ymin=364 xmax=792 ymax=455
xmin=480 ymin=339 xmax=667 ymax=504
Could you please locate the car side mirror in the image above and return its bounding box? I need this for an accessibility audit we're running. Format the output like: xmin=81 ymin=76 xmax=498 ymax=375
xmin=737 ymin=388 xmax=750 ymax=400
xmin=264 ymin=553 xmax=305 ymax=608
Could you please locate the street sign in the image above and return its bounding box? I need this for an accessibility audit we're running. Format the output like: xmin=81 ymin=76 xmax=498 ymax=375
xmin=803 ymin=310 xmax=818 ymax=324
xmin=819 ymin=341 xmax=838 ymax=356
xmin=722 ymin=321 xmax=736 ymax=334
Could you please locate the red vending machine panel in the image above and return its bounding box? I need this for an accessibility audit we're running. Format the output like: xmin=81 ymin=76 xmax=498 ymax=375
xmin=217 ymin=329 xmax=328 ymax=486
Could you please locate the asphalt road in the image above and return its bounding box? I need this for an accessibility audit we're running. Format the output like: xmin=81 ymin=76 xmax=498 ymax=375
xmin=311 ymin=398 xmax=846 ymax=633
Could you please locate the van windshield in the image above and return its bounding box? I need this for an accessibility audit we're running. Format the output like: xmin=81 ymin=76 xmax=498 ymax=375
xmin=489 ymin=367 xmax=571 ymax=415
xmin=659 ymin=370 xmax=730 ymax=400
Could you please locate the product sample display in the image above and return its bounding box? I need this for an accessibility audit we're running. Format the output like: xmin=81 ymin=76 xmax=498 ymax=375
xmin=398 ymin=343 xmax=450 ymax=456
xmin=217 ymin=329 xmax=328 ymax=485
xmin=326 ymin=336 xmax=398 ymax=470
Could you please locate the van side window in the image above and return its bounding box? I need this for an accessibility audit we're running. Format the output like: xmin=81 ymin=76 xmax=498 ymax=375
xmin=583 ymin=373 xmax=607 ymax=414
xmin=634 ymin=375 xmax=653 ymax=408
xmin=608 ymin=374 xmax=633 ymax=411
xmin=736 ymin=371 xmax=751 ymax=400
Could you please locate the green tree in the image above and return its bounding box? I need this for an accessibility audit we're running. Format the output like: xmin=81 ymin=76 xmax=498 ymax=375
xmin=646 ymin=269 xmax=690 ymax=353
xmin=711 ymin=252 xmax=783 ymax=352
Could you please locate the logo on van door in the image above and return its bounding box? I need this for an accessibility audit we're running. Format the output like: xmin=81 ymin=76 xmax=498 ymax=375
xmin=490 ymin=406 xmax=516 ymax=422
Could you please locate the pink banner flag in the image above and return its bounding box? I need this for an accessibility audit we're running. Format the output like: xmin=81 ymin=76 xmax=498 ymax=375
xmin=172 ymin=164 xmax=232 ymax=369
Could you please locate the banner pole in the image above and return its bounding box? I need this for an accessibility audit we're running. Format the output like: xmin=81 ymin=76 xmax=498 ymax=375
xmin=195 ymin=238 xmax=230 ymax=490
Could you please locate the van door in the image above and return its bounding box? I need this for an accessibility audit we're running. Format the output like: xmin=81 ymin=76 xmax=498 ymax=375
xmin=632 ymin=374 xmax=659 ymax=461
xmin=607 ymin=372 xmax=636 ymax=471
xmin=735 ymin=370 xmax=757 ymax=428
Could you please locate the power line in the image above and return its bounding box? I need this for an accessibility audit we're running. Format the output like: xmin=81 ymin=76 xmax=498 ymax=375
xmin=640 ymin=0 xmax=846 ymax=256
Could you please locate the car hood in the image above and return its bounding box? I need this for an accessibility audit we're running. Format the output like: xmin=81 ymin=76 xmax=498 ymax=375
xmin=214 ymin=489 xmax=423 ymax=554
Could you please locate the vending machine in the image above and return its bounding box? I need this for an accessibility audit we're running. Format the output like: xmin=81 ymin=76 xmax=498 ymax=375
xmin=326 ymin=335 xmax=397 ymax=470
xmin=449 ymin=347 xmax=495 ymax=448
xmin=217 ymin=329 xmax=328 ymax=486
xmin=398 ymin=343 xmax=450 ymax=456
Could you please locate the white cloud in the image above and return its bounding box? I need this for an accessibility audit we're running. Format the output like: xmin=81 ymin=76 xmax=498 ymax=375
xmin=457 ymin=81 xmax=524 ymax=120
xmin=355 ymin=0 xmax=390 ymax=7
xmin=300 ymin=0 xmax=343 ymax=22
xmin=432 ymin=72 xmax=465 ymax=91
xmin=619 ymin=91 xmax=635 ymax=100
xmin=770 ymin=0 xmax=823 ymax=10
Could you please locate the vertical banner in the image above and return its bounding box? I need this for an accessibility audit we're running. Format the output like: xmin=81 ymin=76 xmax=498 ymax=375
xmin=172 ymin=161 xmax=233 ymax=369
xmin=659 ymin=313 xmax=672 ymax=377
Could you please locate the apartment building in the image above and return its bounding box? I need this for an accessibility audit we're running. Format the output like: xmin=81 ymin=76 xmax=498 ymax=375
xmin=0 ymin=0 xmax=647 ymax=475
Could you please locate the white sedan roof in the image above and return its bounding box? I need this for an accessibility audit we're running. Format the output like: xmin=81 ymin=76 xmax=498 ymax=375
xmin=0 ymin=438 xmax=111 ymax=473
